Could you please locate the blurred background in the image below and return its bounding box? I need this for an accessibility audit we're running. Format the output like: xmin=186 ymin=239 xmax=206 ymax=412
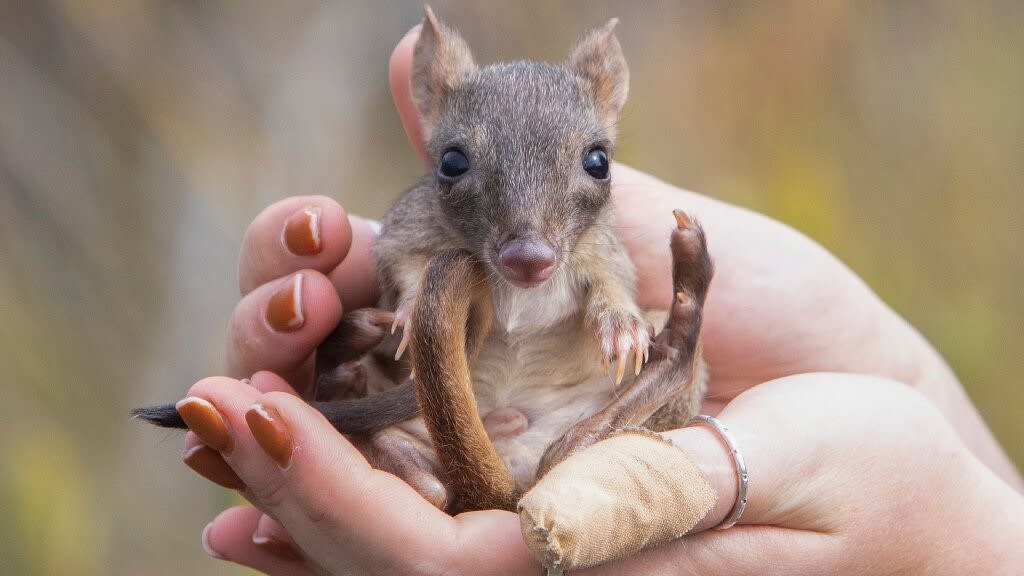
xmin=0 ymin=1 xmax=1021 ymax=574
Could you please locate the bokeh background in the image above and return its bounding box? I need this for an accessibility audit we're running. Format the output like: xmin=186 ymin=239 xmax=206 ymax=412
xmin=1 ymin=1 xmax=1021 ymax=574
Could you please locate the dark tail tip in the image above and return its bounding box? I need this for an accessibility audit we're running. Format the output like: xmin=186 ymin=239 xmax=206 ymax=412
xmin=131 ymin=403 xmax=187 ymax=429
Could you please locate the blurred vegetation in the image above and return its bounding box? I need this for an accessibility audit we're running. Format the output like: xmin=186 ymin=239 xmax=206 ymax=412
xmin=0 ymin=1 xmax=1021 ymax=574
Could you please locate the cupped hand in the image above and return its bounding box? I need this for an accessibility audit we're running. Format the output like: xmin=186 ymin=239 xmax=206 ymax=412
xmin=188 ymin=372 xmax=1023 ymax=575
xmin=182 ymin=21 xmax=1022 ymax=576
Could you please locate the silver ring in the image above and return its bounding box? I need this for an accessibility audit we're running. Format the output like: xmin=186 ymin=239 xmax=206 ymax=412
xmin=686 ymin=415 xmax=748 ymax=530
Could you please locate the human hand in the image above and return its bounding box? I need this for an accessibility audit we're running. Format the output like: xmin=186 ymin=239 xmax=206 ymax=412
xmin=187 ymin=372 xmax=1023 ymax=575
xmin=180 ymin=20 xmax=1021 ymax=575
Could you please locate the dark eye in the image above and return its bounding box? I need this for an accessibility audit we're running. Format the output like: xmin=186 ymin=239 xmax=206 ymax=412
xmin=583 ymin=148 xmax=609 ymax=180
xmin=439 ymin=149 xmax=470 ymax=179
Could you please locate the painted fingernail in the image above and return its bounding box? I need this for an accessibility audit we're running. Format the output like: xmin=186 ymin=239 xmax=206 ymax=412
xmin=283 ymin=206 xmax=322 ymax=256
xmin=252 ymin=533 xmax=303 ymax=561
xmin=246 ymin=403 xmax=293 ymax=469
xmin=176 ymin=397 xmax=233 ymax=453
xmin=183 ymin=445 xmax=245 ymax=490
xmin=201 ymin=522 xmax=226 ymax=559
xmin=266 ymin=274 xmax=304 ymax=332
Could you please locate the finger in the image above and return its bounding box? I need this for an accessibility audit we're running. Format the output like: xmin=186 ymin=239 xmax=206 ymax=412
xmin=663 ymin=373 xmax=946 ymax=536
xmin=251 ymin=390 xmax=449 ymax=541
xmin=389 ymin=24 xmax=427 ymax=164
xmin=182 ymin=430 xmax=246 ymax=491
xmin=258 ymin=390 xmax=541 ymax=575
xmin=326 ymin=214 xmax=380 ymax=311
xmin=225 ymin=271 xmax=343 ymax=388
xmin=574 ymin=374 xmax=923 ymax=575
xmin=239 ymin=196 xmax=353 ymax=295
xmin=253 ymin=513 xmax=305 ymax=563
xmin=250 ymin=372 xmax=302 ymax=395
xmin=182 ymin=374 xmax=432 ymax=536
xmin=187 ymin=374 xmax=542 ymax=575
xmin=204 ymin=506 xmax=314 ymax=576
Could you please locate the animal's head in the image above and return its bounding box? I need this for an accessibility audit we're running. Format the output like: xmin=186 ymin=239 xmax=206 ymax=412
xmin=412 ymin=7 xmax=629 ymax=289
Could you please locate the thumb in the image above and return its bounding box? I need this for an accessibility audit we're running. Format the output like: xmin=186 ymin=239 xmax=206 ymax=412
xmin=389 ymin=24 xmax=427 ymax=165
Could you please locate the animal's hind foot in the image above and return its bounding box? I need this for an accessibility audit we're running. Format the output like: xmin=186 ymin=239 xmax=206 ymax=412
xmin=314 ymin=307 xmax=394 ymax=399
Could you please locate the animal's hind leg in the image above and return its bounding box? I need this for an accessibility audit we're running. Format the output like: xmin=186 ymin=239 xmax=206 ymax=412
xmin=410 ymin=249 xmax=517 ymax=513
xmin=356 ymin=427 xmax=448 ymax=510
xmin=538 ymin=209 xmax=713 ymax=475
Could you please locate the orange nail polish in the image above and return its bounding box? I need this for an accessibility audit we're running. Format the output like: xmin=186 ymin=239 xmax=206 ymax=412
xmin=246 ymin=403 xmax=293 ymax=469
xmin=252 ymin=534 xmax=303 ymax=561
xmin=266 ymin=274 xmax=304 ymax=332
xmin=282 ymin=206 xmax=322 ymax=256
xmin=176 ymin=397 xmax=233 ymax=453
xmin=183 ymin=445 xmax=245 ymax=490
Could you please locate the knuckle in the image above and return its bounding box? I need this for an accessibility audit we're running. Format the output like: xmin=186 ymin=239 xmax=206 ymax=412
xmin=246 ymin=474 xmax=290 ymax=511
xmin=186 ymin=375 xmax=232 ymax=399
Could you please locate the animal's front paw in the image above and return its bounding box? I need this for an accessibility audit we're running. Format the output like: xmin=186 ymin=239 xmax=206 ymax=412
xmin=390 ymin=299 xmax=415 ymax=360
xmin=595 ymin=307 xmax=652 ymax=386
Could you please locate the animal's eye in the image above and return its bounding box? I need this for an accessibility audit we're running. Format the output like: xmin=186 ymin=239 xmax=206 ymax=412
xmin=439 ymin=149 xmax=470 ymax=179
xmin=583 ymin=148 xmax=609 ymax=180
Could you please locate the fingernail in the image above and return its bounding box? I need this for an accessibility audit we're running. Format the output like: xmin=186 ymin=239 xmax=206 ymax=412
xmin=201 ymin=522 xmax=226 ymax=559
xmin=246 ymin=403 xmax=293 ymax=469
xmin=176 ymin=397 xmax=233 ymax=453
xmin=266 ymin=274 xmax=304 ymax=332
xmin=252 ymin=533 xmax=303 ymax=561
xmin=183 ymin=445 xmax=245 ymax=490
xmin=282 ymin=206 xmax=322 ymax=256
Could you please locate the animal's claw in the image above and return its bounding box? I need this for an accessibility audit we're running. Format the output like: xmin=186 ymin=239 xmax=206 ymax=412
xmin=615 ymin=355 xmax=627 ymax=387
xmin=596 ymin=308 xmax=652 ymax=387
xmin=391 ymin=300 xmax=415 ymax=360
xmin=395 ymin=329 xmax=411 ymax=361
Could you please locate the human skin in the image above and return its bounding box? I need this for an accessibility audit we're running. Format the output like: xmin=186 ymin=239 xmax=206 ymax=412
xmin=176 ymin=25 xmax=1023 ymax=575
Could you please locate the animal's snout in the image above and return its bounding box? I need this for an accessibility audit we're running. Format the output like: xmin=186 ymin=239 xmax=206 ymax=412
xmin=497 ymin=237 xmax=557 ymax=288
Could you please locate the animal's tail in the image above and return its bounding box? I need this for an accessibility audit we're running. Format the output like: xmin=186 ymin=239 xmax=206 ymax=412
xmin=131 ymin=403 xmax=186 ymax=428
xmin=131 ymin=380 xmax=419 ymax=437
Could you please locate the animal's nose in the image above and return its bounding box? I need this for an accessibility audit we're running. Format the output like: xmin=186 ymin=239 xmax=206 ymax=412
xmin=497 ymin=237 xmax=557 ymax=288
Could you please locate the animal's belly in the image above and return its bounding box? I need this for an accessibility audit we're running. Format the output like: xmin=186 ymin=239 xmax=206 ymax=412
xmin=397 ymin=324 xmax=619 ymax=489
xmin=483 ymin=373 xmax=613 ymax=488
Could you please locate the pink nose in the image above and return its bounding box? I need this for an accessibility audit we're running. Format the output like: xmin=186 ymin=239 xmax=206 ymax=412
xmin=498 ymin=238 xmax=557 ymax=288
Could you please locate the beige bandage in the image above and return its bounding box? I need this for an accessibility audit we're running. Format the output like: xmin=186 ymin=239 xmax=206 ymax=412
xmin=518 ymin=430 xmax=717 ymax=570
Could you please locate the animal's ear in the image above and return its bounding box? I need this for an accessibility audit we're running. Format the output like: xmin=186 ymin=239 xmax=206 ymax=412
xmin=412 ymin=6 xmax=477 ymax=140
xmin=568 ymin=18 xmax=629 ymax=125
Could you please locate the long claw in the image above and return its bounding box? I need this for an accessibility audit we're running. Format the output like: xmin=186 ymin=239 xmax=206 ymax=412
xmin=634 ymin=346 xmax=643 ymax=375
xmin=615 ymin=355 xmax=626 ymax=386
xmin=602 ymin=355 xmax=610 ymax=377
xmin=673 ymin=209 xmax=691 ymax=229
xmin=395 ymin=328 xmax=411 ymax=361
xmin=391 ymin=316 xmax=401 ymax=335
